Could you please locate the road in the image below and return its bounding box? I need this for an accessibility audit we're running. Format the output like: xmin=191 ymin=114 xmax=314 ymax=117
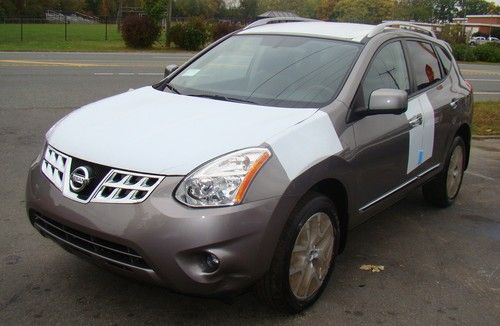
xmin=459 ymin=63 xmax=500 ymax=101
xmin=0 ymin=52 xmax=499 ymax=325
xmin=0 ymin=52 xmax=499 ymax=108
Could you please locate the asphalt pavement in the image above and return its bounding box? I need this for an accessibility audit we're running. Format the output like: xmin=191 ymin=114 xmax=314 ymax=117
xmin=0 ymin=51 xmax=499 ymax=325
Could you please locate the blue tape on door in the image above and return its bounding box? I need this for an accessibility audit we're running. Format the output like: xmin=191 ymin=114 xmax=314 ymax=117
xmin=418 ymin=149 xmax=424 ymax=164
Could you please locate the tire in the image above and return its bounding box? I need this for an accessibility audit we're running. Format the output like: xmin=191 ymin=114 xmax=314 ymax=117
xmin=422 ymin=136 xmax=466 ymax=207
xmin=255 ymin=192 xmax=340 ymax=313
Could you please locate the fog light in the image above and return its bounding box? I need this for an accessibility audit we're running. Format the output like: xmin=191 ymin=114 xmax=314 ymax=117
xmin=203 ymin=252 xmax=220 ymax=273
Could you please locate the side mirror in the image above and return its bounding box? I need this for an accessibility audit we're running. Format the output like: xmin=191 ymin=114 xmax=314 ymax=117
xmin=164 ymin=64 xmax=179 ymax=78
xmin=367 ymin=88 xmax=408 ymax=115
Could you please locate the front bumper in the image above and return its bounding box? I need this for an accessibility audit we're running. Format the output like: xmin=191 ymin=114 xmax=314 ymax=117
xmin=26 ymin=161 xmax=286 ymax=296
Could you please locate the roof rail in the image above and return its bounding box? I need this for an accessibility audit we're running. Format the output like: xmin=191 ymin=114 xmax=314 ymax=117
xmin=244 ymin=17 xmax=318 ymax=30
xmin=368 ymin=21 xmax=436 ymax=38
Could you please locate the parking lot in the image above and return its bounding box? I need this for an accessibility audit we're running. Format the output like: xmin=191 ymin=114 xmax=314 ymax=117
xmin=1 ymin=52 xmax=499 ymax=325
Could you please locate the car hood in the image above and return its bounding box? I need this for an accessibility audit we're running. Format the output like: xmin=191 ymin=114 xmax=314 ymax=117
xmin=47 ymin=86 xmax=317 ymax=175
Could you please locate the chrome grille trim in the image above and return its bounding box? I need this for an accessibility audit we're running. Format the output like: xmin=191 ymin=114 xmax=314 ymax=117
xmin=41 ymin=146 xmax=70 ymax=190
xmin=93 ymin=170 xmax=164 ymax=204
xmin=40 ymin=145 xmax=163 ymax=204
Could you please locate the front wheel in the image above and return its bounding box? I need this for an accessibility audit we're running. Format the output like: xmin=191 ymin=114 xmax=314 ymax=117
xmin=255 ymin=193 xmax=340 ymax=313
xmin=422 ymin=136 xmax=466 ymax=207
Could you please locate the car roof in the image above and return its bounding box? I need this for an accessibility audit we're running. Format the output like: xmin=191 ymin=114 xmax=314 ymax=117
xmin=237 ymin=22 xmax=376 ymax=43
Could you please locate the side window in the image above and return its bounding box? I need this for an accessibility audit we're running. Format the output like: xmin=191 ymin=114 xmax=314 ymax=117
xmin=406 ymin=41 xmax=442 ymax=90
xmin=362 ymin=41 xmax=409 ymax=105
xmin=435 ymin=46 xmax=452 ymax=75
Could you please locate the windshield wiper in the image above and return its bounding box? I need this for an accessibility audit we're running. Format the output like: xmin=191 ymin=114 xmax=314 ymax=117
xmin=164 ymin=83 xmax=180 ymax=94
xmin=188 ymin=94 xmax=257 ymax=104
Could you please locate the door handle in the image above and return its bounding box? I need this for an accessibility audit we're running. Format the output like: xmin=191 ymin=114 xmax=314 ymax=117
xmin=409 ymin=114 xmax=422 ymax=128
xmin=450 ymin=98 xmax=459 ymax=109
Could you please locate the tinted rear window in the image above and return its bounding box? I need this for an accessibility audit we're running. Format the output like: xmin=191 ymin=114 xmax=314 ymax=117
xmin=406 ymin=41 xmax=442 ymax=90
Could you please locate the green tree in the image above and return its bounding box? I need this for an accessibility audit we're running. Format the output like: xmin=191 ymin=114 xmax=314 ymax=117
xmin=394 ymin=0 xmax=434 ymax=22
xmin=257 ymin=0 xmax=309 ymax=16
xmin=433 ymin=0 xmax=458 ymax=22
xmin=458 ymin=0 xmax=490 ymax=16
xmin=315 ymin=0 xmax=337 ymax=20
xmin=334 ymin=0 xmax=396 ymax=24
xmin=175 ymin=0 xmax=222 ymax=18
xmin=487 ymin=2 xmax=500 ymax=14
xmin=240 ymin=0 xmax=257 ymax=19
xmin=143 ymin=0 xmax=167 ymax=22
xmin=0 ymin=0 xmax=17 ymax=17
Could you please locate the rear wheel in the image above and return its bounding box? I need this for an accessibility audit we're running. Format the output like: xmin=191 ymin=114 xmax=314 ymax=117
xmin=255 ymin=193 xmax=340 ymax=313
xmin=422 ymin=136 xmax=466 ymax=207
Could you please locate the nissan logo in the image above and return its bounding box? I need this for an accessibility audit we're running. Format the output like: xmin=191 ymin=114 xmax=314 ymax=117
xmin=70 ymin=166 xmax=91 ymax=193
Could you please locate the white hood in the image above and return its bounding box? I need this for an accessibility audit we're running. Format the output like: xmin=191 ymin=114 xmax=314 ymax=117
xmin=47 ymin=86 xmax=317 ymax=175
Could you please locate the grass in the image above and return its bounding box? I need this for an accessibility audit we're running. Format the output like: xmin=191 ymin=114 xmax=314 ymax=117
xmin=473 ymin=102 xmax=500 ymax=135
xmin=0 ymin=23 xmax=174 ymax=52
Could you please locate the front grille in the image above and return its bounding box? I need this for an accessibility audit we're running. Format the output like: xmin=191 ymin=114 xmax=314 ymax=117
xmin=31 ymin=212 xmax=152 ymax=271
xmin=40 ymin=145 xmax=163 ymax=204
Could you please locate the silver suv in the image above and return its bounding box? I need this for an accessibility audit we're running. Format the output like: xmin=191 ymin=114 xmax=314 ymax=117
xmin=26 ymin=20 xmax=473 ymax=312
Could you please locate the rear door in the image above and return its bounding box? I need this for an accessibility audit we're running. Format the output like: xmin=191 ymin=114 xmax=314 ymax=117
xmin=404 ymin=40 xmax=451 ymax=174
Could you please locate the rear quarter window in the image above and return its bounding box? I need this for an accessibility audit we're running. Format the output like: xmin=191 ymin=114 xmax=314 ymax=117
xmin=435 ymin=46 xmax=452 ymax=75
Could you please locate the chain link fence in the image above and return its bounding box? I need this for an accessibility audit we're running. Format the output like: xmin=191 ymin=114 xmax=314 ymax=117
xmin=0 ymin=17 xmax=121 ymax=42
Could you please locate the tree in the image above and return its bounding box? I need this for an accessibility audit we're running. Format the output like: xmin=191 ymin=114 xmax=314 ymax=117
xmin=257 ymin=0 xmax=311 ymax=17
xmin=333 ymin=0 xmax=397 ymax=24
xmin=0 ymin=0 xmax=17 ymax=17
xmin=175 ymin=0 xmax=222 ymax=18
xmin=487 ymin=2 xmax=500 ymax=14
xmin=458 ymin=0 xmax=490 ymax=16
xmin=394 ymin=0 xmax=434 ymax=22
xmin=315 ymin=0 xmax=337 ymax=20
xmin=85 ymin=0 xmax=100 ymax=14
xmin=433 ymin=0 xmax=458 ymax=22
xmin=54 ymin=0 xmax=87 ymax=13
xmin=143 ymin=0 xmax=167 ymax=22
xmin=240 ymin=0 xmax=257 ymax=20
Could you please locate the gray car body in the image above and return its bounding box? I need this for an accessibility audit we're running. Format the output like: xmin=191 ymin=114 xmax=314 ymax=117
xmin=26 ymin=27 xmax=473 ymax=296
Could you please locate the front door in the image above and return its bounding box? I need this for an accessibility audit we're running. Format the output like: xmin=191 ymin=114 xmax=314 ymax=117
xmin=351 ymin=41 xmax=412 ymax=213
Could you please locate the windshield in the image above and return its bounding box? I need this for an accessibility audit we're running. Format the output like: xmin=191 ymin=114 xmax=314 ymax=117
xmin=167 ymin=35 xmax=361 ymax=108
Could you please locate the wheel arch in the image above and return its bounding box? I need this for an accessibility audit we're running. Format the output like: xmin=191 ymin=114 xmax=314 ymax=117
xmin=455 ymin=123 xmax=471 ymax=169
xmin=309 ymin=179 xmax=349 ymax=253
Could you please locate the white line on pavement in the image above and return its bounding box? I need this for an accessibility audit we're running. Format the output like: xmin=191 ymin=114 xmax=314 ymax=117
xmin=137 ymin=72 xmax=163 ymax=76
xmin=94 ymin=72 xmax=114 ymax=76
xmin=474 ymin=92 xmax=500 ymax=95
xmin=465 ymin=171 xmax=496 ymax=181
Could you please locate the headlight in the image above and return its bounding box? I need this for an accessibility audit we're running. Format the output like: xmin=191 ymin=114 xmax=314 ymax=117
xmin=175 ymin=148 xmax=271 ymax=207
